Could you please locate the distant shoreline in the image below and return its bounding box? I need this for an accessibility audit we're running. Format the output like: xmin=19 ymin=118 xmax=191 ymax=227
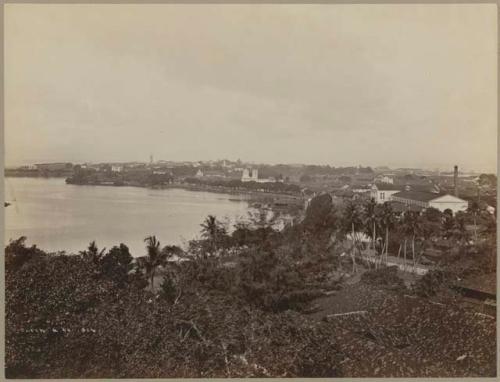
xmin=5 ymin=173 xmax=67 ymax=179
xmin=154 ymin=182 xmax=303 ymax=202
xmin=5 ymin=175 xmax=305 ymax=210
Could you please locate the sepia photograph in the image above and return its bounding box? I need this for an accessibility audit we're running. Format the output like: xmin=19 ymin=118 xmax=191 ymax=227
xmin=3 ymin=3 xmax=498 ymax=378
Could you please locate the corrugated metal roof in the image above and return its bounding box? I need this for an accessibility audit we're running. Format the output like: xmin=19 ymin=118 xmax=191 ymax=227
xmin=388 ymin=201 xmax=425 ymax=212
xmin=392 ymin=191 xmax=443 ymax=202
xmin=373 ymin=183 xmax=403 ymax=191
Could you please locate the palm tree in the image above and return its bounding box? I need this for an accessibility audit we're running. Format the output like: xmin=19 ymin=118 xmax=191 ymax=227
xmin=140 ymin=235 xmax=168 ymax=291
xmin=363 ymin=198 xmax=378 ymax=252
xmin=379 ymin=202 xmax=395 ymax=265
xmin=442 ymin=211 xmax=455 ymax=240
xmin=163 ymin=244 xmax=184 ymax=259
xmin=410 ymin=213 xmax=423 ymax=269
xmin=201 ymin=215 xmax=219 ymax=239
xmin=200 ymin=215 xmax=228 ymax=256
xmin=400 ymin=211 xmax=415 ymax=271
xmin=467 ymin=200 xmax=480 ymax=242
xmin=399 ymin=211 xmax=423 ymax=270
xmin=342 ymin=201 xmax=363 ymax=273
xmin=80 ymin=241 xmax=106 ymax=265
xmin=421 ymin=207 xmax=442 ymax=241
xmin=453 ymin=213 xmax=469 ymax=248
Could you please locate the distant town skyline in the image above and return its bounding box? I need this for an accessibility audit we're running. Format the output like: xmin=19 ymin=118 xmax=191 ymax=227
xmin=5 ymin=4 xmax=497 ymax=173
xmin=6 ymin=156 xmax=489 ymax=174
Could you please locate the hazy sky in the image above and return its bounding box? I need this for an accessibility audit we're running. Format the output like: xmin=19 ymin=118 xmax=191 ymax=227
xmin=5 ymin=4 xmax=497 ymax=172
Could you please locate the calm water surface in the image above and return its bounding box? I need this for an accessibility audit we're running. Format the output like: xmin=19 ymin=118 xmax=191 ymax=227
xmin=5 ymin=177 xmax=250 ymax=256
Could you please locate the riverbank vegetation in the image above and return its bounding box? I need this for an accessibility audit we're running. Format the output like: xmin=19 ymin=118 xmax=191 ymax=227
xmin=5 ymin=195 xmax=496 ymax=378
xmin=65 ymin=166 xmax=303 ymax=196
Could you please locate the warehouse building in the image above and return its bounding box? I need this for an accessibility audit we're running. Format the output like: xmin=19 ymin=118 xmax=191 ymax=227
xmin=391 ymin=191 xmax=468 ymax=214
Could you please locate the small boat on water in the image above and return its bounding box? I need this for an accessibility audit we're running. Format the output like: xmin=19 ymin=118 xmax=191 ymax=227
xmin=5 ymin=202 xmax=11 ymax=207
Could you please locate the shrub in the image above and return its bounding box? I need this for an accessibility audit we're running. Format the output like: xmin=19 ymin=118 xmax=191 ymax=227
xmin=159 ymin=275 xmax=177 ymax=303
xmin=5 ymin=237 xmax=46 ymax=270
xmin=361 ymin=266 xmax=406 ymax=291
xmin=412 ymin=270 xmax=450 ymax=297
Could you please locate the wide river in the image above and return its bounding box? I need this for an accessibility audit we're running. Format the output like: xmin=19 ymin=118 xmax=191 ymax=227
xmin=5 ymin=177 xmax=251 ymax=256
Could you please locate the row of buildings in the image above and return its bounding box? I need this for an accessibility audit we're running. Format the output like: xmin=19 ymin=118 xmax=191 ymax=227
xmin=321 ymin=165 xmax=493 ymax=216
xmin=369 ymin=166 xmax=472 ymax=214
xmin=370 ymin=184 xmax=469 ymax=214
xmin=240 ymin=168 xmax=278 ymax=183
xmin=193 ymin=167 xmax=280 ymax=184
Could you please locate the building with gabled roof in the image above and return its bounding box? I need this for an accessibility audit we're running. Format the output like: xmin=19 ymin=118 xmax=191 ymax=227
xmin=391 ymin=191 xmax=468 ymax=214
xmin=370 ymin=183 xmax=403 ymax=204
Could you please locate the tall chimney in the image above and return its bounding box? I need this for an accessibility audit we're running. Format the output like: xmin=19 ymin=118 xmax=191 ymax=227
xmin=454 ymin=165 xmax=458 ymax=197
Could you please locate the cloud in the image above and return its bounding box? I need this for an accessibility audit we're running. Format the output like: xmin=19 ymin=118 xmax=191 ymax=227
xmin=5 ymin=4 xmax=497 ymax=172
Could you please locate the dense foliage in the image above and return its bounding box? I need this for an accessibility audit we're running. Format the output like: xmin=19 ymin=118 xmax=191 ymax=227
xmin=5 ymin=194 xmax=497 ymax=378
xmin=5 ymin=237 xmax=341 ymax=378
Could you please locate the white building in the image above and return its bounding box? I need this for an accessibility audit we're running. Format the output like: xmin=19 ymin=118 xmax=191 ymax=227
xmin=374 ymin=174 xmax=394 ymax=184
xmin=196 ymin=169 xmax=204 ymax=177
xmin=352 ymin=185 xmax=371 ymax=194
xmin=370 ymin=184 xmax=402 ymax=204
xmin=428 ymin=194 xmax=469 ymax=214
xmin=111 ymin=165 xmax=123 ymax=173
xmin=241 ymin=168 xmax=258 ymax=182
xmin=391 ymin=191 xmax=468 ymax=214
xmin=241 ymin=168 xmax=275 ymax=183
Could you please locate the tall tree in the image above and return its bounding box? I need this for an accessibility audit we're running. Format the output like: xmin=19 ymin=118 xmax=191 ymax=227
xmin=200 ymin=215 xmax=228 ymax=256
xmin=303 ymin=193 xmax=335 ymax=233
xmin=467 ymin=200 xmax=480 ymax=242
xmin=100 ymin=244 xmax=134 ymax=286
xmin=418 ymin=208 xmax=442 ymax=259
xmin=379 ymin=202 xmax=395 ymax=265
xmin=80 ymin=241 xmax=106 ymax=265
xmin=453 ymin=212 xmax=469 ymax=248
xmin=399 ymin=211 xmax=419 ymax=270
xmin=441 ymin=210 xmax=455 ymax=240
xmin=363 ymin=198 xmax=378 ymax=251
xmin=410 ymin=212 xmax=423 ymax=268
xmin=139 ymin=236 xmax=169 ymax=291
xmin=342 ymin=201 xmax=363 ymax=273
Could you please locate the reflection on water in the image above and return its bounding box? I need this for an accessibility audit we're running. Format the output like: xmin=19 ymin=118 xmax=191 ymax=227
xmin=5 ymin=177 xmax=250 ymax=256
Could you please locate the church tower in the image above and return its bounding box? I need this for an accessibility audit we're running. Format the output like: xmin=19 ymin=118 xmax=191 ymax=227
xmin=251 ymin=168 xmax=258 ymax=180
